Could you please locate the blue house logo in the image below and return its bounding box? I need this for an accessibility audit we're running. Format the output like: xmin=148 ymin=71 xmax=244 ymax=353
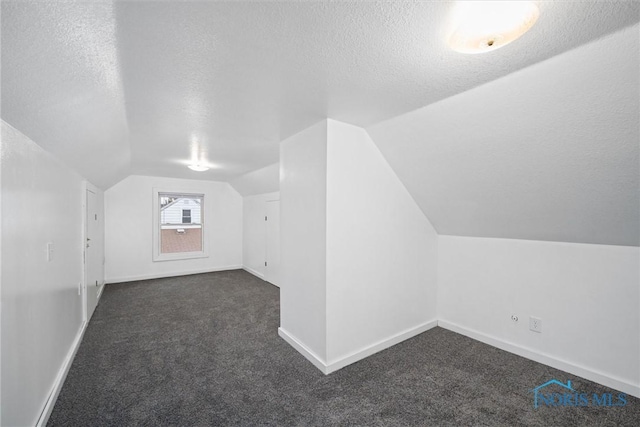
xmin=531 ymin=379 xmax=574 ymax=408
xmin=530 ymin=378 xmax=627 ymax=408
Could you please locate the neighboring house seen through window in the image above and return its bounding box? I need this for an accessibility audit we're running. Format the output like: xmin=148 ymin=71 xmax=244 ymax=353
xmin=158 ymin=193 xmax=203 ymax=255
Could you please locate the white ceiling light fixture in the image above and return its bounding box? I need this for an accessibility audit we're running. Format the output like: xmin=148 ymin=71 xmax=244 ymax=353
xmin=188 ymin=134 xmax=210 ymax=171
xmin=188 ymin=164 xmax=209 ymax=172
xmin=449 ymin=1 xmax=539 ymax=54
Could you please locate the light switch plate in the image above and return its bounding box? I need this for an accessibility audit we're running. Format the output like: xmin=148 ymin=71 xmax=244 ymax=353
xmin=46 ymin=242 xmax=54 ymax=262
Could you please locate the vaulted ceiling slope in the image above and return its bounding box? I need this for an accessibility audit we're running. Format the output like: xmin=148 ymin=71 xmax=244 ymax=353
xmin=230 ymin=163 xmax=279 ymax=197
xmin=368 ymin=24 xmax=640 ymax=247
xmin=2 ymin=1 xmax=638 ymax=189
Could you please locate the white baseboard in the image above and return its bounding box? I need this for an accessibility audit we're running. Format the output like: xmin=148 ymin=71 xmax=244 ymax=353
xmin=266 ymin=279 xmax=280 ymax=288
xmin=242 ymin=266 xmax=265 ymax=280
xmin=242 ymin=266 xmax=281 ymax=288
xmin=438 ymin=320 xmax=640 ymax=399
xmin=325 ymin=319 xmax=438 ymax=374
xmin=278 ymin=327 xmax=329 ymax=374
xmin=36 ymin=322 xmax=87 ymax=427
xmin=97 ymin=283 xmax=105 ymax=301
xmin=279 ymin=319 xmax=438 ymax=375
xmin=106 ymin=265 xmax=243 ymax=284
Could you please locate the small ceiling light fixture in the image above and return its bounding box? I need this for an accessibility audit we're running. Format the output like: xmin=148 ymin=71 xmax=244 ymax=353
xmin=448 ymin=1 xmax=539 ymax=54
xmin=188 ymin=164 xmax=209 ymax=172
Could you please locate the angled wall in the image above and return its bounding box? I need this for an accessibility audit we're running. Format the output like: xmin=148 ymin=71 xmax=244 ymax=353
xmin=362 ymin=24 xmax=640 ymax=397
xmin=325 ymin=120 xmax=438 ymax=366
xmin=279 ymin=121 xmax=328 ymax=364
xmin=279 ymin=119 xmax=438 ymax=372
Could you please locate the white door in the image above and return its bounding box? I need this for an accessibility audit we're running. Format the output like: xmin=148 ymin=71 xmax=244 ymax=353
xmin=265 ymin=200 xmax=280 ymax=287
xmin=85 ymin=188 xmax=100 ymax=320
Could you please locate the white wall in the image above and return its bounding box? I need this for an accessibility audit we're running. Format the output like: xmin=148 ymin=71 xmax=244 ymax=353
xmin=279 ymin=121 xmax=328 ymax=362
xmin=242 ymin=191 xmax=279 ymax=280
xmin=325 ymin=120 xmax=438 ymax=364
xmin=438 ymin=235 xmax=640 ymax=397
xmin=279 ymin=119 xmax=439 ymax=372
xmin=230 ymin=162 xmax=280 ymax=197
xmin=1 ymin=121 xmax=87 ymax=426
xmin=105 ymin=175 xmax=242 ymax=283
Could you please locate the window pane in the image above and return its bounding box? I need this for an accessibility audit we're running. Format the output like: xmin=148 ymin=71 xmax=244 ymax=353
xmin=159 ymin=193 xmax=203 ymax=254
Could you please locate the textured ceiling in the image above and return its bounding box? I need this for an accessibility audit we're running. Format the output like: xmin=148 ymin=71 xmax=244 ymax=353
xmin=2 ymin=1 xmax=638 ymax=189
xmin=368 ymin=25 xmax=640 ymax=247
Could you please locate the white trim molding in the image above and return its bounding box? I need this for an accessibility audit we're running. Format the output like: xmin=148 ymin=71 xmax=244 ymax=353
xmin=325 ymin=320 xmax=438 ymax=373
xmin=279 ymin=319 xmax=439 ymax=375
xmin=242 ymin=266 xmax=265 ymax=280
xmin=438 ymin=320 xmax=640 ymax=399
xmin=36 ymin=323 xmax=87 ymax=427
xmin=106 ymin=265 xmax=243 ymax=284
xmin=152 ymin=188 xmax=208 ymax=263
xmin=278 ymin=327 xmax=329 ymax=374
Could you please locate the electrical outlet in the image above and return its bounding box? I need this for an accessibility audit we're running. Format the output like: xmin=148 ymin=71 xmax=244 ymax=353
xmin=530 ymin=316 xmax=542 ymax=333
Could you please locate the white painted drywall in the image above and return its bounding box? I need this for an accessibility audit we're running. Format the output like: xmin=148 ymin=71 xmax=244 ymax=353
xmin=1 ymin=121 xmax=87 ymax=426
xmin=104 ymin=175 xmax=242 ymax=283
xmin=279 ymin=119 xmax=439 ymax=370
xmin=242 ymin=191 xmax=279 ymax=279
xmin=368 ymin=24 xmax=640 ymax=247
xmin=230 ymin=163 xmax=280 ymax=197
xmin=279 ymin=121 xmax=328 ymax=361
xmin=438 ymin=235 xmax=640 ymax=396
xmin=325 ymin=120 xmax=438 ymax=363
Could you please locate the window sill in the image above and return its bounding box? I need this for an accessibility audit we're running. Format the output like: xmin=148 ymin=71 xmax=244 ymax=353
xmin=153 ymin=252 xmax=209 ymax=262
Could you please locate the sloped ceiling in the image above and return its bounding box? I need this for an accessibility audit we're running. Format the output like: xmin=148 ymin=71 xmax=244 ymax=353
xmin=230 ymin=163 xmax=279 ymax=197
xmin=2 ymin=1 xmax=638 ymax=190
xmin=1 ymin=1 xmax=131 ymax=188
xmin=368 ymin=25 xmax=640 ymax=247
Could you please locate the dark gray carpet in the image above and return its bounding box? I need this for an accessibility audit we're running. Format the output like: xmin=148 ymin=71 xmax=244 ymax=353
xmin=49 ymin=270 xmax=639 ymax=426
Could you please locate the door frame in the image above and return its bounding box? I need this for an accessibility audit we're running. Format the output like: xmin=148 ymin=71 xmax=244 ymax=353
xmin=81 ymin=181 xmax=102 ymax=323
xmin=264 ymin=198 xmax=280 ymax=287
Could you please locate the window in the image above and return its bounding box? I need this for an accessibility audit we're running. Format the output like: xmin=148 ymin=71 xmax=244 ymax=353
xmin=182 ymin=209 xmax=191 ymax=224
xmin=153 ymin=190 xmax=207 ymax=261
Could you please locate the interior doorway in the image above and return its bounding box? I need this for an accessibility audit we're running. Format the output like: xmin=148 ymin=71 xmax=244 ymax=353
xmin=265 ymin=199 xmax=280 ymax=287
xmin=84 ymin=187 xmax=101 ymax=321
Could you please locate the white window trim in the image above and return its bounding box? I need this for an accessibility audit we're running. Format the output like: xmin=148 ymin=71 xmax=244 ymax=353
xmin=152 ymin=188 xmax=209 ymax=262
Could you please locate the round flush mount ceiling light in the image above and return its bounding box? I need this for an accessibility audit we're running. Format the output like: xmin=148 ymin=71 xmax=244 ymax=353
xmin=448 ymin=1 xmax=539 ymax=54
xmin=188 ymin=164 xmax=209 ymax=172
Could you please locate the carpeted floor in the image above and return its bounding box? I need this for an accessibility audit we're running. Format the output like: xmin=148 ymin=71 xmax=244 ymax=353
xmin=49 ymin=270 xmax=639 ymax=426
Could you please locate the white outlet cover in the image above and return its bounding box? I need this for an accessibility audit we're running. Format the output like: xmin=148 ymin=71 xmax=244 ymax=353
xmin=529 ymin=316 xmax=542 ymax=333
